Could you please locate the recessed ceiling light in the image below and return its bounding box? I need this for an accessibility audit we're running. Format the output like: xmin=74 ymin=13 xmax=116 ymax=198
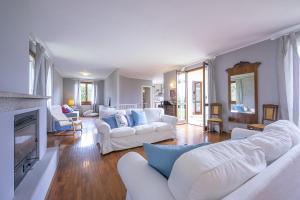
xmin=80 ymin=72 xmax=90 ymax=76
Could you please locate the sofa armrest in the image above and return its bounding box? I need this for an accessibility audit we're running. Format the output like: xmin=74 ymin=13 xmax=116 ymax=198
xmin=231 ymin=128 xmax=261 ymax=140
xmin=161 ymin=115 xmax=177 ymax=129
xmin=95 ymin=119 xmax=111 ymax=138
xmin=117 ymin=152 xmax=175 ymax=200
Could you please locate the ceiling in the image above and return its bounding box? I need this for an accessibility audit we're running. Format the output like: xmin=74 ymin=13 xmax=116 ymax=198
xmin=29 ymin=0 xmax=300 ymax=80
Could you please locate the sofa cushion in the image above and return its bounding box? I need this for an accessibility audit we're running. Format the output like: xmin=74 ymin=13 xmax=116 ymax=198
xmin=125 ymin=114 xmax=134 ymax=127
xmin=144 ymin=108 xmax=163 ymax=123
xmin=102 ymin=115 xmax=118 ymax=129
xmin=132 ymin=110 xmax=148 ymax=126
xmin=168 ymin=140 xmax=266 ymax=200
xmin=115 ymin=113 xmax=128 ymax=128
xmin=150 ymin=122 xmax=172 ymax=132
xmin=247 ymin=127 xmax=292 ymax=163
xmin=100 ymin=109 xmax=126 ymax=119
xmin=110 ymin=127 xmax=135 ymax=138
xmin=134 ymin=124 xmax=155 ymax=135
xmin=144 ymin=143 xmax=210 ymax=178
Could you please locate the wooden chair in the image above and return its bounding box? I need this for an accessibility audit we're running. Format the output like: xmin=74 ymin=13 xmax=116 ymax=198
xmin=247 ymin=104 xmax=279 ymax=131
xmin=207 ymin=103 xmax=223 ymax=134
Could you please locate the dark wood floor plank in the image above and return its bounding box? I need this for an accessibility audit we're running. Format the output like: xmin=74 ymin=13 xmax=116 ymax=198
xmin=46 ymin=118 xmax=230 ymax=200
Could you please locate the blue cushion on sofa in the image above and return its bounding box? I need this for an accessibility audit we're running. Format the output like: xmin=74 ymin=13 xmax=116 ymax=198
xmin=143 ymin=143 xmax=210 ymax=178
xmin=102 ymin=115 xmax=118 ymax=129
xmin=132 ymin=110 xmax=147 ymax=126
xmin=125 ymin=114 xmax=134 ymax=127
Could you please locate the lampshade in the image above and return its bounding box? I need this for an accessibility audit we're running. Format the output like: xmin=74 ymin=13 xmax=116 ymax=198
xmin=67 ymin=99 xmax=75 ymax=106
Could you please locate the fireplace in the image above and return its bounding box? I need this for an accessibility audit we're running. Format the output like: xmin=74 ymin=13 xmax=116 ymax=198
xmin=14 ymin=110 xmax=39 ymax=189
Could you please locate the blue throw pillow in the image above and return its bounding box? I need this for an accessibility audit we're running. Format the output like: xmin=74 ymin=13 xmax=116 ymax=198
xmin=131 ymin=110 xmax=147 ymax=126
xmin=143 ymin=143 xmax=210 ymax=178
xmin=125 ymin=114 xmax=134 ymax=127
xmin=102 ymin=115 xmax=118 ymax=129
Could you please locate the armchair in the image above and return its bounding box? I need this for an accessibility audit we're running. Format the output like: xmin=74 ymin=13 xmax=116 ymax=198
xmin=50 ymin=105 xmax=82 ymax=136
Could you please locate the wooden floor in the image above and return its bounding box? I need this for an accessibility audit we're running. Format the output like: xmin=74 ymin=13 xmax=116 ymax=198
xmin=46 ymin=118 xmax=230 ymax=200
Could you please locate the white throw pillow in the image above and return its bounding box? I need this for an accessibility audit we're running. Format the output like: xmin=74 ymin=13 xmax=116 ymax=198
xmin=100 ymin=109 xmax=126 ymax=119
xmin=115 ymin=113 xmax=128 ymax=127
xmin=264 ymin=120 xmax=300 ymax=146
xmin=247 ymin=129 xmax=292 ymax=163
xmin=144 ymin=108 xmax=164 ymax=123
xmin=168 ymin=140 xmax=266 ymax=200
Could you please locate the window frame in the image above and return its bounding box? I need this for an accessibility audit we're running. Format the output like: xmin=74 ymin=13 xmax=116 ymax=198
xmin=80 ymin=82 xmax=92 ymax=105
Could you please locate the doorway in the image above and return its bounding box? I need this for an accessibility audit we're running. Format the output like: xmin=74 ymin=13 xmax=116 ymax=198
xmin=187 ymin=68 xmax=203 ymax=126
xmin=177 ymin=66 xmax=208 ymax=126
xmin=141 ymin=86 xmax=152 ymax=108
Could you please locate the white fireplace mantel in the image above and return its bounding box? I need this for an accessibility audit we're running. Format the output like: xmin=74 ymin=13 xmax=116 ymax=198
xmin=0 ymin=92 xmax=58 ymax=200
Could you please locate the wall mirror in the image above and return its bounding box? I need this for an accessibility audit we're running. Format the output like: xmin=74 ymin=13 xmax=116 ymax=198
xmin=226 ymin=62 xmax=260 ymax=124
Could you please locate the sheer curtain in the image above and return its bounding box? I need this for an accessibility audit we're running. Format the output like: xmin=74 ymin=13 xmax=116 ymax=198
xmin=207 ymin=58 xmax=216 ymax=104
xmin=92 ymin=81 xmax=98 ymax=112
xmin=277 ymin=32 xmax=300 ymax=126
xmin=33 ymin=43 xmax=46 ymax=95
xmin=74 ymin=80 xmax=81 ymax=108
xmin=46 ymin=61 xmax=53 ymax=107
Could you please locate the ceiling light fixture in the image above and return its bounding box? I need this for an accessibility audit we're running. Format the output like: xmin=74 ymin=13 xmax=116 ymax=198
xmin=80 ymin=72 xmax=90 ymax=76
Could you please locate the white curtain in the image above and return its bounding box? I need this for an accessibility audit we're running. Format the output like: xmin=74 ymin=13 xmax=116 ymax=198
xmin=207 ymin=58 xmax=216 ymax=104
xmin=33 ymin=43 xmax=46 ymax=96
xmin=92 ymin=81 xmax=98 ymax=112
xmin=277 ymin=32 xmax=300 ymax=126
xmin=74 ymin=80 xmax=81 ymax=107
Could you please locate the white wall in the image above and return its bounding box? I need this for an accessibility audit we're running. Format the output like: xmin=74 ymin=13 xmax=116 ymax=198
xmin=215 ymin=39 xmax=279 ymax=131
xmin=104 ymin=70 xmax=120 ymax=107
xmin=119 ymin=75 xmax=152 ymax=105
xmin=52 ymin=69 xmax=63 ymax=105
xmin=63 ymin=78 xmax=104 ymax=105
xmin=62 ymin=78 xmax=76 ymax=104
xmin=0 ymin=1 xmax=31 ymax=94
xmin=97 ymin=80 xmax=105 ymax=105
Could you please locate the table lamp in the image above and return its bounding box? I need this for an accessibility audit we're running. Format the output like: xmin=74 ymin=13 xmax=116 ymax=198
xmin=68 ymin=99 xmax=75 ymax=107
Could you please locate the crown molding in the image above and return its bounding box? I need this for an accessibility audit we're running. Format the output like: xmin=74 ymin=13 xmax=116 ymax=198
xmin=184 ymin=23 xmax=300 ymax=68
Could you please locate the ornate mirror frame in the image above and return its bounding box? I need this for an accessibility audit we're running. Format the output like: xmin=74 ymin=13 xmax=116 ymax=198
xmin=226 ymin=61 xmax=260 ymax=124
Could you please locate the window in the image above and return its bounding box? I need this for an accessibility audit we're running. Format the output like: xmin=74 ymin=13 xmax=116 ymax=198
xmin=80 ymin=82 xmax=93 ymax=105
xmin=29 ymin=51 xmax=35 ymax=94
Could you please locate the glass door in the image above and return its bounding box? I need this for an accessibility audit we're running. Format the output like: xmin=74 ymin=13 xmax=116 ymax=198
xmin=177 ymin=71 xmax=187 ymax=124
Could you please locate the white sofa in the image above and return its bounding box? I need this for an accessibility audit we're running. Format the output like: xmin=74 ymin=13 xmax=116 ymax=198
xmin=95 ymin=108 xmax=177 ymax=154
xmin=118 ymin=120 xmax=300 ymax=200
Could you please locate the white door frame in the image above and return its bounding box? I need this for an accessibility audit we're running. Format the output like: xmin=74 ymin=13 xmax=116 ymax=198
xmin=141 ymin=85 xmax=153 ymax=108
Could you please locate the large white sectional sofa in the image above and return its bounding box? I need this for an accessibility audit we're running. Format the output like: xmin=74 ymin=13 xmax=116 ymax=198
xmin=95 ymin=108 xmax=177 ymax=154
xmin=118 ymin=120 xmax=300 ymax=200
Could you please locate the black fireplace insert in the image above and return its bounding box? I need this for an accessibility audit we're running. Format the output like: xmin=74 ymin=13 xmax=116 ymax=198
xmin=14 ymin=110 xmax=39 ymax=189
